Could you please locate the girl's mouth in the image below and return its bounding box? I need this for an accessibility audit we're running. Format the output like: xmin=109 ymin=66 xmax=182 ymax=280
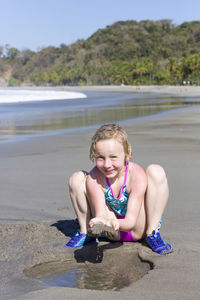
xmin=105 ymin=169 xmax=114 ymax=175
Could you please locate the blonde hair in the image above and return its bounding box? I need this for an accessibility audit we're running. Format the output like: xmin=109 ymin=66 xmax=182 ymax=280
xmin=89 ymin=124 xmax=132 ymax=161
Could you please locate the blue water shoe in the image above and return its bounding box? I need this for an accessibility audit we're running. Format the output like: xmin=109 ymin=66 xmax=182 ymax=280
xmin=146 ymin=231 xmax=173 ymax=255
xmin=65 ymin=230 xmax=98 ymax=248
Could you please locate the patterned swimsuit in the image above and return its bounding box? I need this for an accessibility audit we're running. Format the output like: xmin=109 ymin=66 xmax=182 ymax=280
xmin=105 ymin=160 xmax=129 ymax=216
xmin=104 ymin=160 xmax=136 ymax=242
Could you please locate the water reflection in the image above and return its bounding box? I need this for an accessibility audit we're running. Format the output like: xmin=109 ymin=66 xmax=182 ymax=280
xmin=0 ymin=95 xmax=199 ymax=142
xmin=24 ymin=243 xmax=151 ymax=291
xmin=0 ymin=103 xmax=186 ymax=138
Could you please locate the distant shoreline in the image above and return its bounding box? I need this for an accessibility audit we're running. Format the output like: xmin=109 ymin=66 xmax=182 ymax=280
xmin=62 ymin=85 xmax=200 ymax=97
xmin=1 ymin=85 xmax=200 ymax=97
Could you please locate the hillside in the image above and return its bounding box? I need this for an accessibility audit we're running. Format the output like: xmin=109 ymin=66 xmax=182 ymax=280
xmin=0 ymin=19 xmax=200 ymax=86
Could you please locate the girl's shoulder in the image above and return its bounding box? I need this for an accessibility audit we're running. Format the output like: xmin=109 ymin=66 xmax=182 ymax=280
xmin=86 ymin=166 xmax=105 ymax=188
xmin=127 ymin=161 xmax=147 ymax=188
xmin=128 ymin=161 xmax=145 ymax=175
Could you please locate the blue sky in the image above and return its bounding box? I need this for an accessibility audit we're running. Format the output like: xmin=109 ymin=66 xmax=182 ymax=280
xmin=1 ymin=0 xmax=199 ymax=51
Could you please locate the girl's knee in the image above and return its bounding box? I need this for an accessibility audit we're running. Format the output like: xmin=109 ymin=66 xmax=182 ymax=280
xmin=146 ymin=164 xmax=167 ymax=184
xmin=69 ymin=171 xmax=87 ymax=191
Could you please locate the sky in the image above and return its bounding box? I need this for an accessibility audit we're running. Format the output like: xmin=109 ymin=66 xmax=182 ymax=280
xmin=1 ymin=0 xmax=200 ymax=52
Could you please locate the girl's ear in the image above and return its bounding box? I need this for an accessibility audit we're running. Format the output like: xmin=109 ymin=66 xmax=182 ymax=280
xmin=125 ymin=152 xmax=131 ymax=159
xmin=125 ymin=155 xmax=129 ymax=162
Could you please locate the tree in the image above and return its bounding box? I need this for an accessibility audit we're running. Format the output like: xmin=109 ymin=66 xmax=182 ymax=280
xmin=48 ymin=71 xmax=60 ymax=85
xmin=30 ymin=72 xmax=49 ymax=85
xmin=8 ymin=77 xmax=20 ymax=86
xmin=6 ymin=46 xmax=19 ymax=59
xmin=0 ymin=46 xmax=3 ymax=58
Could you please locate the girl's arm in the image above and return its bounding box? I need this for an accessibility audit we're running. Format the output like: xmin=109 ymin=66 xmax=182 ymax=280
xmin=86 ymin=168 xmax=118 ymax=229
xmin=86 ymin=168 xmax=106 ymax=218
xmin=118 ymin=163 xmax=148 ymax=231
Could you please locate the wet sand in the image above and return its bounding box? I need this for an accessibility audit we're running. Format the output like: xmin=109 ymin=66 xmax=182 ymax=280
xmin=0 ymin=86 xmax=200 ymax=299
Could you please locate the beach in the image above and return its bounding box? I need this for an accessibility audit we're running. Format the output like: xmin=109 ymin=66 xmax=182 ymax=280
xmin=59 ymin=84 xmax=200 ymax=97
xmin=0 ymin=86 xmax=200 ymax=299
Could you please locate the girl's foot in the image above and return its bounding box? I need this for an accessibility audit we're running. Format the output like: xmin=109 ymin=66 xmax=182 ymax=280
xmin=146 ymin=230 xmax=173 ymax=255
xmin=65 ymin=230 xmax=98 ymax=247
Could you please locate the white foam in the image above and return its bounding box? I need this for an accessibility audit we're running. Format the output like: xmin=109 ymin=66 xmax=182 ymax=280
xmin=0 ymin=89 xmax=87 ymax=103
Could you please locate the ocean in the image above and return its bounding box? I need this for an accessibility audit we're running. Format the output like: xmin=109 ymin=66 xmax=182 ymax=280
xmin=0 ymin=88 xmax=193 ymax=144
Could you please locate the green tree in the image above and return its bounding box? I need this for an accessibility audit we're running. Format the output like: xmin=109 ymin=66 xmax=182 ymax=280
xmin=48 ymin=71 xmax=60 ymax=85
xmin=6 ymin=47 xmax=19 ymax=59
xmin=8 ymin=77 xmax=20 ymax=86
xmin=30 ymin=72 xmax=49 ymax=85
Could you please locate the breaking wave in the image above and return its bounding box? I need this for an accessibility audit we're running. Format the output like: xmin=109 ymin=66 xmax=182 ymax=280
xmin=0 ymin=89 xmax=87 ymax=103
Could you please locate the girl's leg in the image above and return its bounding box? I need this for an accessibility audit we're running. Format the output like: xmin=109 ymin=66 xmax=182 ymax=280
xmin=131 ymin=164 xmax=173 ymax=254
xmin=68 ymin=171 xmax=91 ymax=234
xmin=144 ymin=164 xmax=169 ymax=235
xmin=131 ymin=164 xmax=169 ymax=239
xmin=66 ymin=171 xmax=100 ymax=247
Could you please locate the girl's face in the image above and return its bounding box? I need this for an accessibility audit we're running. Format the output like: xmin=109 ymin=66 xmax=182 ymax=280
xmin=95 ymin=139 xmax=126 ymax=179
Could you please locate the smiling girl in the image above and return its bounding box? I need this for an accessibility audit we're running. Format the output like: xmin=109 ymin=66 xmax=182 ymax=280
xmin=66 ymin=124 xmax=173 ymax=255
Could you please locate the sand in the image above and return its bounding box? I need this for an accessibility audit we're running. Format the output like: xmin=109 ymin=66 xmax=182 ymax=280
xmin=59 ymin=84 xmax=200 ymax=97
xmin=0 ymin=86 xmax=200 ymax=299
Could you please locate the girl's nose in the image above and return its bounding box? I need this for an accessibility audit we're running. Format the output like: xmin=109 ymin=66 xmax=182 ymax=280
xmin=104 ymin=159 xmax=112 ymax=168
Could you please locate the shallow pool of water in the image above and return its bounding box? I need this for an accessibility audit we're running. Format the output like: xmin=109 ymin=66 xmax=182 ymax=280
xmin=24 ymin=243 xmax=153 ymax=291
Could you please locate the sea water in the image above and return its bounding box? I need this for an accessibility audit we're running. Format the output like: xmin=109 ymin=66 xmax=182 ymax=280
xmin=0 ymin=88 xmax=193 ymax=143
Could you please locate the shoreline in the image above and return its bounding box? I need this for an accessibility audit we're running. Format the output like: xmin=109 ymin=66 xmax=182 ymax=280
xmin=1 ymin=85 xmax=200 ymax=97
xmin=62 ymin=85 xmax=200 ymax=97
xmin=2 ymin=86 xmax=199 ymax=146
xmin=0 ymin=94 xmax=200 ymax=299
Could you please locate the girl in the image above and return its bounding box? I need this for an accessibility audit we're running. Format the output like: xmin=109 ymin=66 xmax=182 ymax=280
xmin=66 ymin=124 xmax=173 ymax=255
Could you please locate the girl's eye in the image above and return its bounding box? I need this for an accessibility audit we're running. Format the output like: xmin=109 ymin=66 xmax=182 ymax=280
xmin=96 ymin=156 xmax=104 ymax=160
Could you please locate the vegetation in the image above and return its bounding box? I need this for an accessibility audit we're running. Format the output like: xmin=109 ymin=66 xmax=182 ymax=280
xmin=0 ymin=20 xmax=200 ymax=86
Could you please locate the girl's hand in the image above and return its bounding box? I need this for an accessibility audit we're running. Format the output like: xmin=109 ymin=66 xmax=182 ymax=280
xmin=89 ymin=217 xmax=107 ymax=227
xmin=89 ymin=217 xmax=119 ymax=231
xmin=108 ymin=219 xmax=120 ymax=231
